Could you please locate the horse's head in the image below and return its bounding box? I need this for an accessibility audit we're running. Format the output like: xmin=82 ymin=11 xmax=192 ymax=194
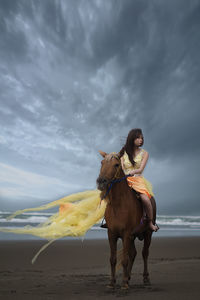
xmin=96 ymin=150 xmax=121 ymax=191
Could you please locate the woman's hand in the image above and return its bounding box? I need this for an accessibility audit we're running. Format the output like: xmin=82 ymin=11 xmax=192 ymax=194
xmin=129 ymin=170 xmax=135 ymax=176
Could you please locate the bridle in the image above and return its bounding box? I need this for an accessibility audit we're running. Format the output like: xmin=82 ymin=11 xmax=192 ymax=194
xmin=102 ymin=153 xmax=131 ymax=200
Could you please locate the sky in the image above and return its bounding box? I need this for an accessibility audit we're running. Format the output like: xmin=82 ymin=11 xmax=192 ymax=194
xmin=0 ymin=0 xmax=199 ymax=214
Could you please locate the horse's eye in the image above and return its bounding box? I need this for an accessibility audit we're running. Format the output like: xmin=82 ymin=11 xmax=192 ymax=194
xmin=115 ymin=163 xmax=119 ymax=168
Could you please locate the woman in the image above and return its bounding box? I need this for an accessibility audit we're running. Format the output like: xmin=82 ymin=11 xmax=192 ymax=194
xmin=101 ymin=128 xmax=159 ymax=232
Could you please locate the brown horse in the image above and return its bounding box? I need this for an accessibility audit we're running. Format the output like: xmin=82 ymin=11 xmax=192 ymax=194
xmin=96 ymin=150 xmax=157 ymax=289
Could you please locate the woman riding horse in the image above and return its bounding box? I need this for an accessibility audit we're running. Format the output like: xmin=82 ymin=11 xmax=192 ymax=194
xmin=101 ymin=128 xmax=159 ymax=232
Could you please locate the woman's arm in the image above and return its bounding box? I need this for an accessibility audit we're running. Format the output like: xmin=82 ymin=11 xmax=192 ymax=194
xmin=129 ymin=151 xmax=149 ymax=175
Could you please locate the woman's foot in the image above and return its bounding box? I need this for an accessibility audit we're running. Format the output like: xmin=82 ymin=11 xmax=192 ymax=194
xmin=149 ymin=222 xmax=159 ymax=232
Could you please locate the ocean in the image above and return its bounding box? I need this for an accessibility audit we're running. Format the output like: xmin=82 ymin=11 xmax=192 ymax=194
xmin=0 ymin=211 xmax=200 ymax=240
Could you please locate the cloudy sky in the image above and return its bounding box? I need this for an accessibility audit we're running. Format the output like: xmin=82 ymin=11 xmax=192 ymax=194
xmin=0 ymin=0 xmax=199 ymax=214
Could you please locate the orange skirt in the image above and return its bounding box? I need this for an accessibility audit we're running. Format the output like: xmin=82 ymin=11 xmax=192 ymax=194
xmin=126 ymin=176 xmax=154 ymax=200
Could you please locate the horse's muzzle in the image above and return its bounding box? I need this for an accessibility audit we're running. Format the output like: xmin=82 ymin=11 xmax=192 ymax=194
xmin=96 ymin=176 xmax=109 ymax=191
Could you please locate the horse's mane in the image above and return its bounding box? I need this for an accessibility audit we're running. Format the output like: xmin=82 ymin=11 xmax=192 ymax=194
xmin=105 ymin=152 xmax=120 ymax=162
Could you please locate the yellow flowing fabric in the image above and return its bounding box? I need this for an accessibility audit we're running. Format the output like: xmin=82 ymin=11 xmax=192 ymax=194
xmin=0 ymin=150 xmax=154 ymax=264
xmin=0 ymin=190 xmax=107 ymax=264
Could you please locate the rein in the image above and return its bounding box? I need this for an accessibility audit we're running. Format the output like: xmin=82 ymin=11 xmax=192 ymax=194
xmin=102 ymin=174 xmax=130 ymax=199
xmin=101 ymin=154 xmax=131 ymax=199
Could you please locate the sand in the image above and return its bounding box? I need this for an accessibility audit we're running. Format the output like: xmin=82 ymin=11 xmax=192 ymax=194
xmin=0 ymin=236 xmax=200 ymax=299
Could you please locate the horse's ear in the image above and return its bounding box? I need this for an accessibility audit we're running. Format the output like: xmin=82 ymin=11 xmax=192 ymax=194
xmin=116 ymin=152 xmax=121 ymax=159
xmin=116 ymin=153 xmax=121 ymax=160
xmin=98 ymin=150 xmax=107 ymax=158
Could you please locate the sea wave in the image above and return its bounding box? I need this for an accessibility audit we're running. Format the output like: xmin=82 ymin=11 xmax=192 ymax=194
xmin=156 ymin=215 xmax=200 ymax=226
xmin=0 ymin=216 xmax=48 ymax=223
xmin=0 ymin=212 xmax=200 ymax=227
xmin=0 ymin=211 xmax=52 ymax=216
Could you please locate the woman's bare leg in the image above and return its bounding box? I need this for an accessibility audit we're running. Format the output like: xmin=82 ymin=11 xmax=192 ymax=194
xmin=140 ymin=193 xmax=158 ymax=232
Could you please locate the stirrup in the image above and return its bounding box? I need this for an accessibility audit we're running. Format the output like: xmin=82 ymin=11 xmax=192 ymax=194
xmin=100 ymin=223 xmax=108 ymax=228
xmin=100 ymin=218 xmax=108 ymax=229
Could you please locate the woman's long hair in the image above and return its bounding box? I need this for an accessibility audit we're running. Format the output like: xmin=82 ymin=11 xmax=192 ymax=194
xmin=119 ymin=128 xmax=144 ymax=166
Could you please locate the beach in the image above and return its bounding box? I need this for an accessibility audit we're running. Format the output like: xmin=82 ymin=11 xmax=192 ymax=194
xmin=0 ymin=236 xmax=200 ymax=299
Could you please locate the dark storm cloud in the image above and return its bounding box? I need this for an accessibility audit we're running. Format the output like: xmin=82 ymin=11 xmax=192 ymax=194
xmin=0 ymin=0 xmax=199 ymax=214
xmin=87 ymin=0 xmax=200 ymax=158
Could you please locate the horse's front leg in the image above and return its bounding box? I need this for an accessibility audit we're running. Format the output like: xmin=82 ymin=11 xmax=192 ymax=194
xmin=107 ymin=229 xmax=118 ymax=288
xmin=121 ymin=234 xmax=132 ymax=289
xmin=142 ymin=230 xmax=152 ymax=285
xmin=127 ymin=238 xmax=137 ymax=281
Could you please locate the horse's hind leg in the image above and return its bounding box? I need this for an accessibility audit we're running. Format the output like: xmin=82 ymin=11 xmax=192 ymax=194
xmin=142 ymin=231 xmax=152 ymax=285
xmin=107 ymin=230 xmax=117 ymax=288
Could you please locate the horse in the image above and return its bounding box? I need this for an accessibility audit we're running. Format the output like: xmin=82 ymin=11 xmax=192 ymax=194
xmin=96 ymin=150 xmax=157 ymax=289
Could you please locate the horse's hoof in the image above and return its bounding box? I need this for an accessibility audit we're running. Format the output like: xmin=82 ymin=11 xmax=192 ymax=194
xmin=121 ymin=283 xmax=129 ymax=290
xmin=143 ymin=278 xmax=151 ymax=286
xmin=107 ymin=284 xmax=115 ymax=289
xmin=107 ymin=282 xmax=116 ymax=289
xmin=137 ymin=233 xmax=144 ymax=241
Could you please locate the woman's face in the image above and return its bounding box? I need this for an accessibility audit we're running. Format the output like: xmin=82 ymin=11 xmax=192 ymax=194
xmin=134 ymin=135 xmax=143 ymax=147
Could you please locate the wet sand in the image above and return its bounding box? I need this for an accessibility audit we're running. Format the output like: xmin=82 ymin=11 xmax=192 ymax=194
xmin=0 ymin=236 xmax=200 ymax=299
